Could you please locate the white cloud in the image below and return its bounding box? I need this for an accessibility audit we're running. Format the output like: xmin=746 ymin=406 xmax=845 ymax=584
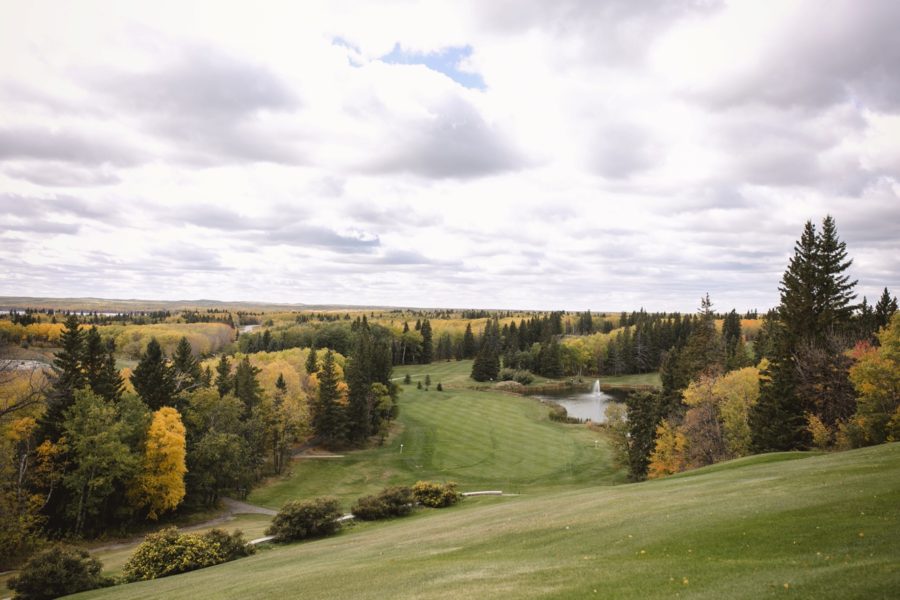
xmin=0 ymin=0 xmax=897 ymax=310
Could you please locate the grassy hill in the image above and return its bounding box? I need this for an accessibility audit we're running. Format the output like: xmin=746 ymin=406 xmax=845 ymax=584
xmin=250 ymin=375 xmax=624 ymax=509
xmin=71 ymin=443 xmax=900 ymax=599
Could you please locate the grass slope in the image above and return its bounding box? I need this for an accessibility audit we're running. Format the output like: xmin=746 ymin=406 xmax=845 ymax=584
xmin=71 ymin=443 xmax=900 ymax=600
xmin=250 ymin=383 xmax=623 ymax=509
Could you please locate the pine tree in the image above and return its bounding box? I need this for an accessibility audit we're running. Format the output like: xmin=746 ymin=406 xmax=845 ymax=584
xmin=39 ymin=315 xmax=85 ymax=441
xmin=94 ymin=339 xmax=124 ymax=402
xmin=131 ymin=339 xmax=176 ymax=411
xmin=874 ymin=287 xmax=898 ymax=331
xmin=345 ymin=325 xmax=373 ymax=443
xmin=172 ymin=337 xmax=201 ymax=393
xmin=815 ymin=215 xmax=857 ymax=333
xmin=215 ymin=355 xmax=231 ymax=398
xmin=462 ymin=323 xmax=476 ymax=359
xmin=305 ymin=346 xmax=318 ymax=375
xmin=81 ymin=327 xmax=107 ymax=394
xmin=420 ymin=319 xmax=433 ymax=364
xmin=275 ymin=373 xmax=287 ymax=395
xmin=232 ymin=357 xmax=262 ymax=417
xmin=313 ymin=349 xmax=345 ymax=446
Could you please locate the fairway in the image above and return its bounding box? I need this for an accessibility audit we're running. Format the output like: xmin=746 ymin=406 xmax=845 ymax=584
xmin=249 ymin=383 xmax=623 ymax=509
xmin=71 ymin=444 xmax=900 ymax=600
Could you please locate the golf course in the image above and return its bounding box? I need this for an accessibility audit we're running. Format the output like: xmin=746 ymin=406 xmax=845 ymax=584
xmin=66 ymin=362 xmax=900 ymax=599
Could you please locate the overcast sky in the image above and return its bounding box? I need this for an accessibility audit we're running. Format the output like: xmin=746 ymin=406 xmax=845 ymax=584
xmin=1 ymin=0 xmax=898 ymax=311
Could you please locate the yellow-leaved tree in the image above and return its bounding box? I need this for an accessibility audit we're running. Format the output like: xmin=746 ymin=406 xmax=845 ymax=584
xmin=130 ymin=407 xmax=187 ymax=519
xmin=847 ymin=312 xmax=900 ymax=445
xmin=647 ymin=420 xmax=687 ymax=479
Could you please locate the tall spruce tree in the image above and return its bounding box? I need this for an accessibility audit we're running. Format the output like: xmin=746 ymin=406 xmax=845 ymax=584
xmin=313 ymin=349 xmax=345 ymax=446
xmin=215 ymin=355 xmax=232 ymax=397
xmin=751 ymin=216 xmax=858 ymax=450
xmin=305 ymin=346 xmax=318 ymax=375
xmin=172 ymin=336 xmax=201 ymax=393
xmin=420 ymin=319 xmax=433 ymax=364
xmin=462 ymin=323 xmax=476 ymax=359
xmin=874 ymin=287 xmax=898 ymax=331
xmin=232 ymin=357 xmax=262 ymax=416
xmin=131 ymin=338 xmax=176 ymax=411
xmin=39 ymin=315 xmax=85 ymax=440
xmin=346 ymin=324 xmax=373 ymax=443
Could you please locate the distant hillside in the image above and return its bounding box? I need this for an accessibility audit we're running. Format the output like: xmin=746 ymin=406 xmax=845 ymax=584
xmin=0 ymin=296 xmax=410 ymax=313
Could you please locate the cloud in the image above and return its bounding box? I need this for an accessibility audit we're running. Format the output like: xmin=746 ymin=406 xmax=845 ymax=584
xmin=2 ymin=162 xmax=122 ymax=187
xmin=364 ymin=94 xmax=526 ymax=178
xmin=381 ymin=44 xmax=486 ymax=90
xmin=0 ymin=126 xmax=144 ymax=166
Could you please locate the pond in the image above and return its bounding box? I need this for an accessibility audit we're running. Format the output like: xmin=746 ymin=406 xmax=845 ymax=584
xmin=532 ymin=380 xmax=627 ymax=423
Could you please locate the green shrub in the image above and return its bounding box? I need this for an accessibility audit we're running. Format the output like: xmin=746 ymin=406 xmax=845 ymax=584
xmin=8 ymin=545 xmax=111 ymax=600
xmin=200 ymin=528 xmax=256 ymax=561
xmin=498 ymin=368 xmax=516 ymax=381
xmin=266 ymin=497 xmax=343 ymax=542
xmin=351 ymin=486 xmax=414 ymax=520
xmin=403 ymin=373 xmax=411 ymax=384
xmin=513 ymin=370 xmax=535 ymax=385
xmin=436 ymin=382 xmax=443 ymax=391
xmin=412 ymin=481 xmax=461 ymax=508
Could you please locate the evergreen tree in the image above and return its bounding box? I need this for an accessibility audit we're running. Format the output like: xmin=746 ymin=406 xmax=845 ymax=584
xmin=275 ymin=373 xmax=287 ymax=395
xmin=874 ymin=287 xmax=898 ymax=331
xmin=131 ymin=338 xmax=176 ymax=411
xmin=305 ymin=346 xmax=318 ymax=375
xmin=471 ymin=319 xmax=500 ymax=381
xmin=345 ymin=325 xmax=373 ymax=443
xmin=815 ymin=215 xmax=857 ymax=334
xmin=94 ymin=339 xmax=124 ymax=402
xmin=201 ymin=365 xmax=213 ymax=388
xmin=624 ymin=390 xmax=664 ymax=481
xmin=232 ymin=357 xmax=262 ymax=416
xmin=462 ymin=323 xmax=476 ymax=359
xmin=215 ymin=355 xmax=231 ymax=398
xmin=172 ymin=337 xmax=201 ymax=393
xmin=81 ymin=327 xmax=107 ymax=394
xmin=313 ymin=349 xmax=345 ymax=447
xmin=39 ymin=315 xmax=85 ymax=440
xmin=420 ymin=319 xmax=433 ymax=364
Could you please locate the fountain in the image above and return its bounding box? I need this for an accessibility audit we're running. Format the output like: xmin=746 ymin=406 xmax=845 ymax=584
xmin=592 ymin=379 xmax=600 ymax=394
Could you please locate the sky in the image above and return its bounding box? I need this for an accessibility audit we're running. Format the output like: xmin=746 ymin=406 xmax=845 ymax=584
xmin=0 ymin=0 xmax=898 ymax=312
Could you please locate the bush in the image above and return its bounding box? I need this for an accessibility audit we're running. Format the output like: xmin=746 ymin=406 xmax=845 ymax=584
xmin=200 ymin=528 xmax=256 ymax=561
xmin=436 ymin=382 xmax=443 ymax=391
xmin=123 ymin=527 xmax=221 ymax=582
xmin=498 ymin=367 xmax=516 ymax=381
xmin=513 ymin=370 xmax=535 ymax=385
xmin=8 ymin=545 xmax=111 ymax=600
xmin=403 ymin=373 xmax=411 ymax=384
xmin=412 ymin=481 xmax=461 ymax=508
xmin=266 ymin=497 xmax=343 ymax=542
xmin=351 ymin=486 xmax=414 ymax=521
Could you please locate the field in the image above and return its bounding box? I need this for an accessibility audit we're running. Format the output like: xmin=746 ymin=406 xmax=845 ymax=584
xmin=71 ymin=443 xmax=900 ymax=599
xmin=249 ymin=379 xmax=623 ymax=509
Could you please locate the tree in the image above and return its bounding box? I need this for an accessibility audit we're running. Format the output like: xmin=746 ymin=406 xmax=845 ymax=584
xmin=39 ymin=315 xmax=85 ymax=441
xmin=129 ymin=407 xmax=187 ymax=520
xmin=346 ymin=325 xmax=373 ymax=443
xmin=215 ymin=355 xmax=232 ymax=398
xmin=172 ymin=337 xmax=201 ymax=394
xmin=624 ymin=390 xmax=665 ymax=480
xmin=462 ymin=323 xmax=476 ymax=359
xmin=131 ymin=338 xmax=176 ymax=411
xmin=874 ymin=287 xmax=898 ymax=331
xmin=62 ymin=390 xmax=138 ymax=535
xmin=420 ymin=319 xmax=433 ymax=364
xmin=847 ymin=313 xmax=900 ymax=445
xmin=305 ymin=346 xmax=318 ymax=375
xmin=312 ymin=349 xmax=345 ymax=446
xmin=647 ymin=420 xmax=687 ymax=479
xmin=815 ymin=215 xmax=857 ymax=333
xmin=232 ymin=357 xmax=262 ymax=416
xmin=7 ymin=545 xmax=109 ymax=600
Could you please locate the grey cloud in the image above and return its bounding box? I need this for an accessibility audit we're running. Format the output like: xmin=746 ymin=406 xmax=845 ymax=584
xmin=0 ymin=194 xmax=116 ymax=222
xmin=93 ymin=44 xmax=303 ymax=165
xmin=0 ymin=126 xmax=144 ymax=166
xmin=267 ymin=223 xmax=380 ymax=252
xmin=3 ymin=162 xmax=122 ymax=187
xmin=364 ymin=95 xmax=527 ymax=179
xmin=589 ymin=122 xmax=659 ymax=179
xmin=701 ymin=0 xmax=900 ymax=111
xmin=1 ymin=218 xmax=79 ymax=235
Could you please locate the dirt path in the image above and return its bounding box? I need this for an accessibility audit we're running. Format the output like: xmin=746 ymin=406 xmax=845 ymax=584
xmin=86 ymin=497 xmax=275 ymax=554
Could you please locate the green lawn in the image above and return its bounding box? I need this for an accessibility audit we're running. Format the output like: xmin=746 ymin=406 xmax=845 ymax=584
xmin=70 ymin=444 xmax=900 ymax=599
xmin=249 ymin=384 xmax=623 ymax=510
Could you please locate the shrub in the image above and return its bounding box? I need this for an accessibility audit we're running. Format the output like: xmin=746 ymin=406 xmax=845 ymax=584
xmin=351 ymin=486 xmax=414 ymax=521
xmin=200 ymin=528 xmax=256 ymax=561
xmin=123 ymin=527 xmax=224 ymax=582
xmin=403 ymin=373 xmax=411 ymax=384
xmin=436 ymin=382 xmax=443 ymax=391
xmin=513 ymin=370 xmax=535 ymax=385
xmin=412 ymin=481 xmax=461 ymax=508
xmin=498 ymin=367 xmax=516 ymax=381
xmin=266 ymin=497 xmax=343 ymax=542
xmin=8 ymin=545 xmax=111 ymax=600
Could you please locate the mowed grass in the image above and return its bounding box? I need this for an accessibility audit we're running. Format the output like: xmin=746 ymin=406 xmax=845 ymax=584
xmin=71 ymin=443 xmax=900 ymax=600
xmin=249 ymin=383 xmax=623 ymax=510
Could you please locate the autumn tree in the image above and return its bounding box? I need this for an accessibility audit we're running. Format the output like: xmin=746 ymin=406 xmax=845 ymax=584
xmin=847 ymin=313 xmax=900 ymax=445
xmin=129 ymin=407 xmax=187 ymax=520
xmin=647 ymin=420 xmax=687 ymax=479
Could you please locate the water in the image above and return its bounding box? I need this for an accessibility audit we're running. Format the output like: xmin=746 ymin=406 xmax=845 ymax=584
xmin=534 ymin=379 xmax=624 ymax=423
